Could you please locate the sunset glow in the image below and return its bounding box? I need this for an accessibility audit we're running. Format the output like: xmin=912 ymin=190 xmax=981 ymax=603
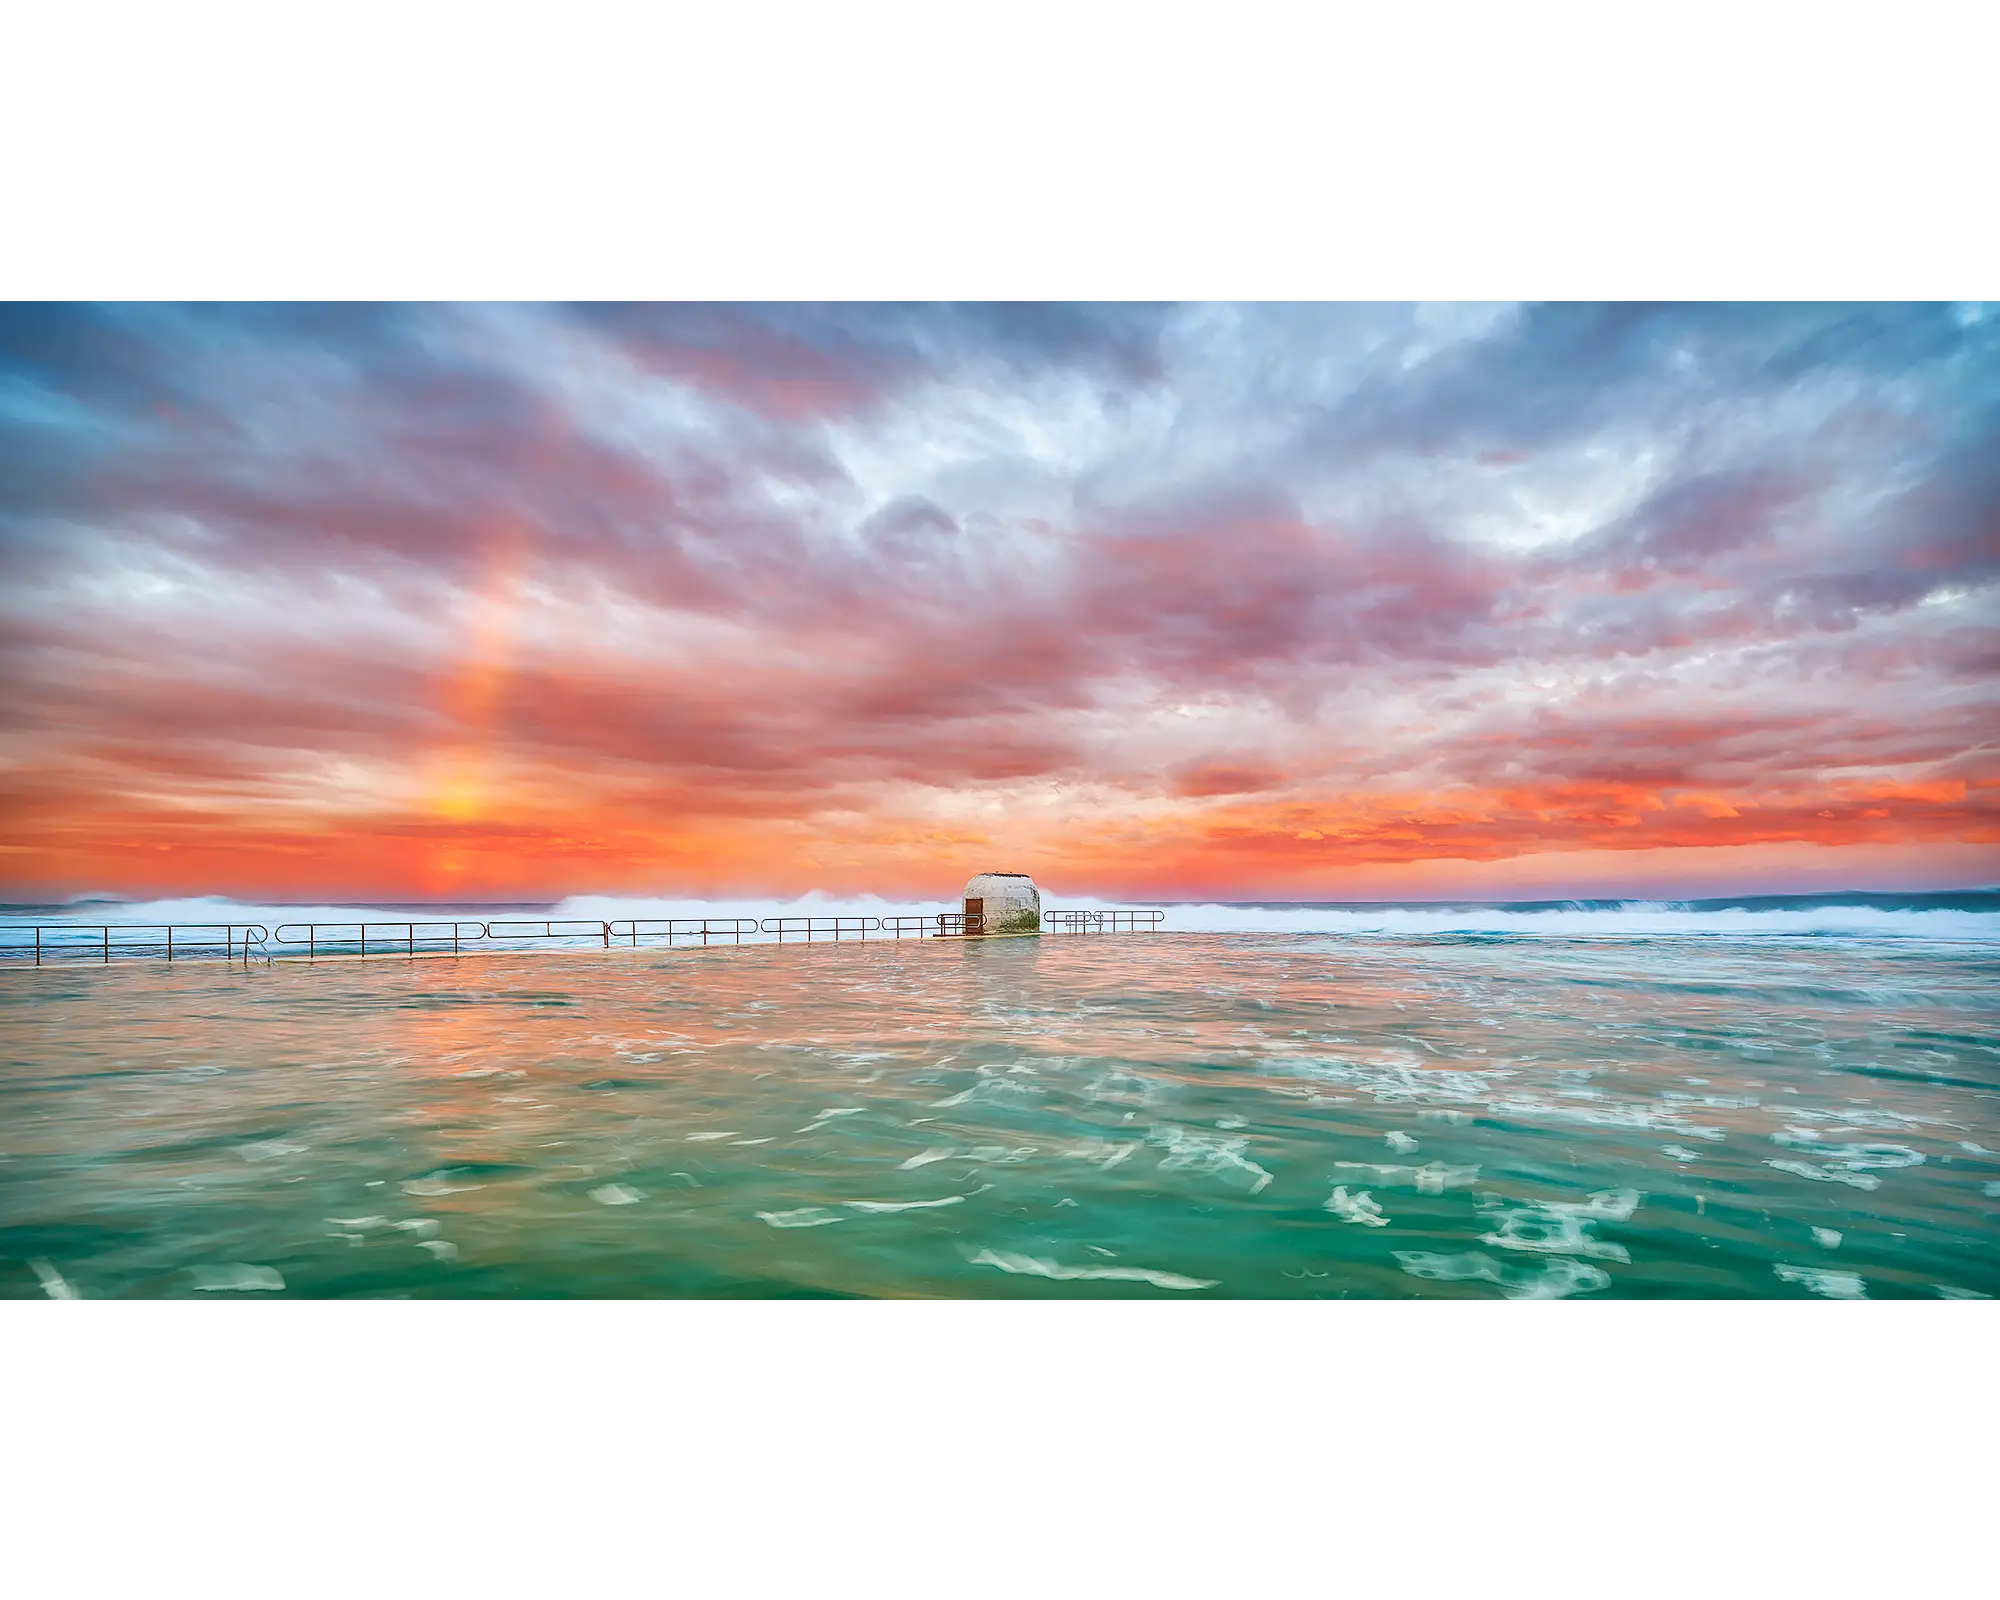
xmin=2 ymin=302 xmax=1995 ymax=901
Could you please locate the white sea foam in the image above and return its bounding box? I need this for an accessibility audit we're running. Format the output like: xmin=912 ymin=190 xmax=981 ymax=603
xmin=1325 ymin=1186 xmax=1388 ymax=1226
xmin=1332 ymin=1160 xmax=1478 ymax=1192
xmin=757 ymin=1207 xmax=843 ymax=1228
xmin=1770 ymin=1132 xmax=1924 ymax=1170
xmin=1080 ymin=900 xmax=2000 ymax=941
xmin=1774 ymin=1263 xmax=1867 ymax=1299
xmin=1063 ymin=1139 xmax=1143 ymax=1169
xmin=190 ymin=1264 xmax=284 ymax=1292
xmin=845 ymin=1196 xmax=964 ymax=1212
xmin=238 ymin=1140 xmax=307 ymax=1162
xmin=1393 ymin=1250 xmax=1612 ymax=1299
xmin=25 ymin=891 xmax=2000 ymax=943
xmin=1149 ymin=1125 xmax=1274 ymax=1193
xmin=1766 ymin=1158 xmax=1880 ymax=1189
xmin=969 ymin=1249 xmax=1216 ymax=1291
xmin=929 ymin=1079 xmax=1038 ymax=1111
xmin=1477 ymin=1189 xmax=1640 ymax=1262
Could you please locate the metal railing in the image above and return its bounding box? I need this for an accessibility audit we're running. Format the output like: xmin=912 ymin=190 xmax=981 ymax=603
xmin=761 ymin=916 xmax=885 ymax=942
xmin=484 ymin=918 xmax=615 ymax=949
xmin=0 ymin=923 xmax=271 ymax=965
xmin=1040 ymin=908 xmax=1168 ymax=932
xmin=610 ymin=918 xmax=763 ymax=947
xmin=271 ymin=921 xmax=491 ymax=958
xmin=2 ymin=907 xmax=1168 ymax=966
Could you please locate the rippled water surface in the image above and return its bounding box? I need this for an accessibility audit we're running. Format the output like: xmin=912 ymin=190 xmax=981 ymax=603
xmin=3 ymin=933 xmax=1997 ymax=1298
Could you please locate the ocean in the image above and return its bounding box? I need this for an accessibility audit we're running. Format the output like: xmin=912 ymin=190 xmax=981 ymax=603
xmin=3 ymin=893 xmax=1996 ymax=1298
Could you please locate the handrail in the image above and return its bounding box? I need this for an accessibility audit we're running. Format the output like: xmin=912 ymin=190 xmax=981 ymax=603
xmin=0 ymin=923 xmax=270 ymax=965
xmin=1043 ymin=909 xmax=1166 ymax=933
xmin=609 ymin=918 xmax=763 ymax=947
xmin=483 ymin=919 xmax=612 ymax=948
xmin=272 ymin=921 xmax=491 ymax=957
xmin=2 ymin=907 xmax=1170 ymax=966
xmin=758 ymin=916 xmax=883 ymax=942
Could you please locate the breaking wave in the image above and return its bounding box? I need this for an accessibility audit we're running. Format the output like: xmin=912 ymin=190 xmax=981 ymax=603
xmin=1104 ymin=894 xmax=2000 ymax=941
xmin=6 ymin=888 xmax=1998 ymax=942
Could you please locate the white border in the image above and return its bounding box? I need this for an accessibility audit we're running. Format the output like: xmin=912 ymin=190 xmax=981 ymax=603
xmin=4 ymin=1304 xmax=1994 ymax=1592
xmin=3 ymin=5 xmax=1992 ymax=298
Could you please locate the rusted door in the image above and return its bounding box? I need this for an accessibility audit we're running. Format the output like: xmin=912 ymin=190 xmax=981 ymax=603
xmin=963 ymin=897 xmax=984 ymax=936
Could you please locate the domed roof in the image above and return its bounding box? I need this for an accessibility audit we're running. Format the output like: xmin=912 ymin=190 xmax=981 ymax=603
xmin=964 ymin=871 xmax=1037 ymax=893
xmin=962 ymin=872 xmax=1041 ymax=934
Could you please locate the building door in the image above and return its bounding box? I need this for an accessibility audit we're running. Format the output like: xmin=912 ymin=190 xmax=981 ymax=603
xmin=963 ymin=897 xmax=984 ymax=936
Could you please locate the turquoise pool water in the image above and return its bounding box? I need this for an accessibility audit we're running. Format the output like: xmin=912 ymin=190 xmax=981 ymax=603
xmin=3 ymin=932 xmax=1995 ymax=1297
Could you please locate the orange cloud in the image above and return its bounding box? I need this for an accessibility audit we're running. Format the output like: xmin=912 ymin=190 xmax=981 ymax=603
xmin=4 ymin=303 xmax=1995 ymax=903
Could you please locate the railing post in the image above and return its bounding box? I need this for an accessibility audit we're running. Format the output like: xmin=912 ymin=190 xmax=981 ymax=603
xmin=167 ymin=926 xmax=173 ymax=961
xmin=360 ymin=926 xmax=366 ymax=958
xmin=409 ymin=924 xmax=415 ymax=955
xmin=35 ymin=926 xmax=41 ymax=966
xmin=104 ymin=927 xmax=110 ymax=963
xmin=602 ymin=922 xmax=610 ymax=949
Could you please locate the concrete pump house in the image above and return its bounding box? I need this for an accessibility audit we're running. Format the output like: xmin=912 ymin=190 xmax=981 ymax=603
xmin=961 ymin=873 xmax=1040 ymax=935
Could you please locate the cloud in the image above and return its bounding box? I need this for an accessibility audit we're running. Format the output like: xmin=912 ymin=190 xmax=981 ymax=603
xmin=560 ymin=302 xmax=1172 ymax=419
xmin=1 ymin=301 xmax=1994 ymax=898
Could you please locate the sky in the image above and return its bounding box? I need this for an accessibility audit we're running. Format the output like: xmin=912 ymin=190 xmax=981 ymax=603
xmin=0 ymin=301 xmax=1995 ymax=904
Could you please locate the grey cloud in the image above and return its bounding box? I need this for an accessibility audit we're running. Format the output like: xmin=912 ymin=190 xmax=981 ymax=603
xmin=1 ymin=300 xmax=1995 ymax=836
